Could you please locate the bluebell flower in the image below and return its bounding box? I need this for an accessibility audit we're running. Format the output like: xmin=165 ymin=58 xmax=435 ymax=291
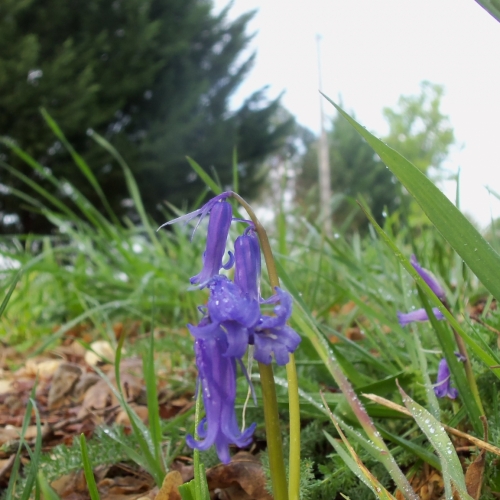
xmin=166 ymin=193 xmax=302 ymax=463
xmin=159 ymin=191 xmax=232 ymax=235
xmin=189 ymin=201 xmax=234 ymax=286
xmin=251 ymin=287 xmax=302 ymax=366
xmin=397 ymin=307 xmax=445 ymax=327
xmin=159 ymin=193 xmax=234 ymax=287
xmin=411 ymin=255 xmax=446 ymax=300
xmin=234 ymin=229 xmax=261 ymax=302
xmin=434 ymin=358 xmax=458 ymax=399
xmin=186 ymin=326 xmax=256 ymax=464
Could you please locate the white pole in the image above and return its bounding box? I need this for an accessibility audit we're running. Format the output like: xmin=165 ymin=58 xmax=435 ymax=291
xmin=316 ymin=34 xmax=332 ymax=236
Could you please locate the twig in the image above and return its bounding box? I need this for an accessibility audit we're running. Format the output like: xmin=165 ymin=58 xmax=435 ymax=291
xmin=362 ymin=393 xmax=500 ymax=456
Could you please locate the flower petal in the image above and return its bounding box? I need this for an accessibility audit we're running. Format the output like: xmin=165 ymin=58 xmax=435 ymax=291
xmin=411 ymin=255 xmax=446 ymax=300
xmin=397 ymin=307 xmax=444 ymax=327
xmin=191 ymin=202 xmax=233 ymax=286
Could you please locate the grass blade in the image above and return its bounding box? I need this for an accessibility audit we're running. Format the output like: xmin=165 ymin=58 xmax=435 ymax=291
xmin=397 ymin=382 xmax=473 ymax=500
xmin=40 ymin=109 xmax=121 ymax=226
xmin=79 ymin=434 xmax=100 ymax=500
xmin=323 ymin=94 xmax=500 ymax=303
xmin=185 ymin=157 xmax=222 ymax=195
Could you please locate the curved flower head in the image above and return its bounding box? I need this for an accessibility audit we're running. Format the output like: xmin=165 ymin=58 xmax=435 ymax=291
xmin=252 ymin=288 xmax=301 ymax=365
xmin=397 ymin=307 xmax=444 ymax=327
xmin=207 ymin=275 xmax=261 ymax=327
xmin=411 ymin=255 xmax=446 ymax=300
xmin=234 ymin=229 xmax=261 ymax=302
xmin=190 ymin=201 xmax=234 ymax=286
xmin=186 ymin=332 xmax=256 ymax=464
xmin=434 ymin=358 xmax=458 ymax=399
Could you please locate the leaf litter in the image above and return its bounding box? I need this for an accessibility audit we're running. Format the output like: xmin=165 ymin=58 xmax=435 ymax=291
xmin=0 ymin=323 xmax=271 ymax=499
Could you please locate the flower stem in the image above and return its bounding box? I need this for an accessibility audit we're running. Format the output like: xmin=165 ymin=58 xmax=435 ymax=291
xmin=258 ymin=362 xmax=288 ymax=500
xmin=232 ymin=192 xmax=300 ymax=500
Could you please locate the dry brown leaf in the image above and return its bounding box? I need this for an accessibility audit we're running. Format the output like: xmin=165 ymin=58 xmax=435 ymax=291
xmin=79 ymin=379 xmax=114 ymax=416
xmin=206 ymin=452 xmax=272 ymax=500
xmin=465 ymin=450 xmax=486 ymax=500
xmin=154 ymin=471 xmax=182 ymax=500
xmin=25 ymin=359 xmax=62 ymax=379
xmin=465 ymin=416 xmax=488 ymax=499
xmin=0 ymin=380 xmax=13 ymax=395
xmin=85 ymin=340 xmax=116 ymax=366
xmin=115 ymin=405 xmax=149 ymax=426
xmin=73 ymin=373 xmax=101 ymax=400
xmin=48 ymin=362 xmax=82 ymax=409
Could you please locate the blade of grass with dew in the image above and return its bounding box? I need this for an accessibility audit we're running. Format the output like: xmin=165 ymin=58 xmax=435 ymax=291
xmin=323 ymin=94 xmax=500 ymax=303
xmin=274 ymin=264 xmax=418 ymax=499
xmin=276 ymin=259 xmax=396 ymax=376
xmin=323 ymin=431 xmax=397 ymax=500
xmin=5 ymin=384 xmax=38 ymax=497
xmin=79 ymin=434 xmax=100 ymax=500
xmin=143 ymin=321 xmax=165 ymax=471
xmin=186 ymin=156 xmax=222 ymax=195
xmin=377 ymin=427 xmax=441 ymax=471
xmin=113 ymin=331 xmax=165 ymax=484
xmin=418 ymin=288 xmax=485 ymax=423
xmin=90 ymin=131 xmax=163 ymax=252
xmin=40 ymin=109 xmax=121 ymax=226
xmin=397 ymin=382 xmax=474 ymax=500
xmin=32 ymin=299 xmax=133 ymax=356
xmin=0 ymin=161 xmax=80 ymax=221
xmin=18 ymin=396 xmax=43 ymax=500
xmin=0 ymin=268 xmax=22 ymax=319
xmin=0 ymin=140 xmax=118 ymax=238
xmin=89 ymin=341 xmax=164 ymax=485
xmin=359 ymin=202 xmax=486 ymax=434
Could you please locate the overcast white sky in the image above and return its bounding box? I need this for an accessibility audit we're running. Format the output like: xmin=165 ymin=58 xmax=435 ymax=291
xmin=215 ymin=0 xmax=500 ymax=228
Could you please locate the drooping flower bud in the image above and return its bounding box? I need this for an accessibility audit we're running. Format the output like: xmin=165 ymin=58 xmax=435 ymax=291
xmin=234 ymin=229 xmax=261 ymax=302
xmin=434 ymin=358 xmax=458 ymax=399
xmin=186 ymin=329 xmax=256 ymax=464
xmin=397 ymin=307 xmax=445 ymax=327
xmin=411 ymin=255 xmax=446 ymax=300
xmin=190 ymin=201 xmax=234 ymax=286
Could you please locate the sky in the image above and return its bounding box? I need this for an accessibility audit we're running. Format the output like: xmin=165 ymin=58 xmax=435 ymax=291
xmin=214 ymin=0 xmax=500 ymax=228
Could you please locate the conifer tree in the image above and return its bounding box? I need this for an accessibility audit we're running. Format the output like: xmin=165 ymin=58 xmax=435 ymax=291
xmin=0 ymin=0 xmax=293 ymax=232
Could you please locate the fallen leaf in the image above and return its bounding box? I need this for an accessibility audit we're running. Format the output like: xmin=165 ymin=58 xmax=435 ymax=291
xmin=48 ymin=363 xmax=82 ymax=409
xmin=465 ymin=416 xmax=488 ymax=499
xmin=85 ymin=340 xmax=116 ymax=366
xmin=206 ymin=452 xmax=272 ymax=500
xmin=25 ymin=358 xmax=62 ymax=379
xmin=154 ymin=471 xmax=182 ymax=500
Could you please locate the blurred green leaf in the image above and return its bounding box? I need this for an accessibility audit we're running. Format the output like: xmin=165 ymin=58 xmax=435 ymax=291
xmin=475 ymin=0 xmax=500 ymax=22
xmin=323 ymin=95 xmax=500 ymax=303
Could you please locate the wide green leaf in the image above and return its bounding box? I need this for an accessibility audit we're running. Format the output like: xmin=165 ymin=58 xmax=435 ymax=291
xmin=398 ymin=384 xmax=473 ymax=500
xmin=323 ymin=94 xmax=500 ymax=303
xmin=475 ymin=0 xmax=500 ymax=22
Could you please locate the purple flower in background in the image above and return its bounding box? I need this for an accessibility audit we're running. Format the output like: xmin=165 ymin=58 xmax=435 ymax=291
xmin=434 ymin=358 xmax=458 ymax=399
xmin=186 ymin=330 xmax=256 ymax=464
xmin=251 ymin=287 xmax=301 ymax=366
xmin=397 ymin=307 xmax=445 ymax=327
xmin=190 ymin=201 xmax=234 ymax=286
xmin=234 ymin=229 xmax=261 ymax=302
xmin=411 ymin=255 xmax=446 ymax=300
